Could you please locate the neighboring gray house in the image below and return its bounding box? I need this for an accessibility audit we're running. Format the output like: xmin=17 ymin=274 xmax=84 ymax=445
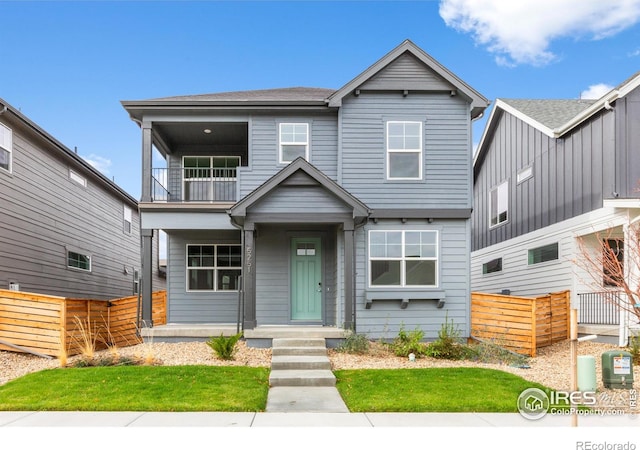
xmin=0 ymin=97 xmax=164 ymax=300
xmin=122 ymin=40 xmax=489 ymax=343
xmin=471 ymin=72 xmax=640 ymax=344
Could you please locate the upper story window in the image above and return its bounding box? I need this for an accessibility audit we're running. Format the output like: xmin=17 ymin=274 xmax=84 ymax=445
xmin=279 ymin=123 xmax=309 ymax=163
xmin=369 ymin=230 xmax=438 ymax=287
xmin=528 ymin=242 xmax=558 ymax=265
xmin=0 ymin=123 xmax=12 ymax=173
xmin=386 ymin=121 xmax=422 ymax=180
xmin=490 ymin=180 xmax=508 ymax=227
xmin=186 ymin=244 xmax=241 ymax=291
xmin=69 ymin=169 xmax=87 ymax=187
xmin=123 ymin=205 xmax=132 ymax=234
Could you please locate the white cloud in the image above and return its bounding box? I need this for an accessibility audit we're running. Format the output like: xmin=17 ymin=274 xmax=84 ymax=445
xmin=84 ymin=154 xmax=112 ymax=175
xmin=439 ymin=0 xmax=640 ymax=66
xmin=580 ymin=83 xmax=614 ymax=99
xmin=629 ymin=48 xmax=640 ymax=57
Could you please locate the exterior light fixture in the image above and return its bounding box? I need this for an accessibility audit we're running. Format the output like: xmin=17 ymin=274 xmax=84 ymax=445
xmin=203 ymin=129 xmax=212 ymax=134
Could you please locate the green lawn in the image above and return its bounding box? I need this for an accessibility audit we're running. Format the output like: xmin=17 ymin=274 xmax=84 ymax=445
xmin=0 ymin=365 xmax=270 ymax=412
xmin=335 ymin=367 xmax=550 ymax=412
xmin=0 ymin=365 xmax=550 ymax=412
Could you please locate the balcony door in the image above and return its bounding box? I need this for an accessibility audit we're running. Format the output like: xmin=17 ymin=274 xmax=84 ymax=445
xmin=183 ymin=156 xmax=239 ymax=202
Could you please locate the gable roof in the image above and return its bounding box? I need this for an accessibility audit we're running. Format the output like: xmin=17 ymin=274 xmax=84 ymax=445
xmin=0 ymin=97 xmax=138 ymax=206
xmin=228 ymin=157 xmax=370 ymax=220
xmin=327 ymin=39 xmax=489 ymax=118
xmin=473 ymin=71 xmax=640 ymax=174
xmin=131 ymin=87 xmax=335 ymax=105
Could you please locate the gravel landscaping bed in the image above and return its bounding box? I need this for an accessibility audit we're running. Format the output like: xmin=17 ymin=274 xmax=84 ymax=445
xmin=1 ymin=339 xmax=637 ymax=413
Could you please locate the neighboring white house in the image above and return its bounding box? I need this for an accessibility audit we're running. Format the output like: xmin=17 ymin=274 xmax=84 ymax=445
xmin=470 ymin=73 xmax=640 ymax=345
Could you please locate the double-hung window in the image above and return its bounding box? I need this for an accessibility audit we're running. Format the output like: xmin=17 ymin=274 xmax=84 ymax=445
xmin=0 ymin=123 xmax=12 ymax=173
xmin=279 ymin=123 xmax=308 ymax=163
xmin=123 ymin=205 xmax=132 ymax=234
xmin=187 ymin=244 xmax=241 ymax=291
xmin=386 ymin=121 xmax=422 ymax=180
xmin=490 ymin=181 xmax=508 ymax=227
xmin=369 ymin=230 xmax=438 ymax=287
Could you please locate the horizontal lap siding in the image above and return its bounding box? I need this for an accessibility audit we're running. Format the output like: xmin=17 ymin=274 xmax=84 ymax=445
xmin=341 ymin=93 xmax=471 ymax=209
xmin=167 ymin=231 xmax=241 ymax=323
xmin=240 ymin=114 xmax=338 ymax=199
xmin=355 ymin=219 xmax=471 ymax=340
xmin=0 ymin=118 xmax=143 ymax=300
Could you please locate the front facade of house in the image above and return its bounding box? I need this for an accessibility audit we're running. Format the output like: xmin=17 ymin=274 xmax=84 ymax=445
xmin=470 ymin=73 xmax=640 ymax=343
xmin=123 ymin=40 xmax=489 ymax=340
xmin=0 ymin=97 xmax=164 ymax=300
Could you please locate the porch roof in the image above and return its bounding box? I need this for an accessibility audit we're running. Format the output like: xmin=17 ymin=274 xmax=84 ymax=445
xmin=228 ymin=157 xmax=370 ymax=222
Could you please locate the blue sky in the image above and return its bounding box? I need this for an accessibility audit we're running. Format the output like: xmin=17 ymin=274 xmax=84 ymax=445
xmin=2 ymin=0 xmax=640 ymax=200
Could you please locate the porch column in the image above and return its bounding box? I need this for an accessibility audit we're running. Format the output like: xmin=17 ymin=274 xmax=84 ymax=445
xmin=343 ymin=223 xmax=355 ymax=330
xmin=141 ymin=228 xmax=154 ymax=327
xmin=243 ymin=223 xmax=257 ymax=329
xmin=141 ymin=121 xmax=153 ymax=203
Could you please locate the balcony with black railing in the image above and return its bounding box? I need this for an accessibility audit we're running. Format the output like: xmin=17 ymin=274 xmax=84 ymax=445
xmin=151 ymin=167 xmax=237 ymax=203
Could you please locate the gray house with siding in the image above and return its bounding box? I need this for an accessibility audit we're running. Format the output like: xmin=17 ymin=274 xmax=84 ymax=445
xmin=122 ymin=40 xmax=489 ymax=343
xmin=470 ymin=72 xmax=640 ymax=344
xmin=0 ymin=97 xmax=163 ymax=300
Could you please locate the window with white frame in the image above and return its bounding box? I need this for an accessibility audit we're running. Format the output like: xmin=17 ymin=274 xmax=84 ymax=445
xmin=490 ymin=181 xmax=508 ymax=227
xmin=386 ymin=121 xmax=422 ymax=180
xmin=528 ymin=243 xmax=558 ymax=265
xmin=183 ymin=156 xmax=239 ymax=202
xmin=0 ymin=123 xmax=12 ymax=173
xmin=279 ymin=123 xmax=308 ymax=163
xmin=369 ymin=230 xmax=438 ymax=287
xmin=186 ymin=244 xmax=241 ymax=291
xmin=123 ymin=205 xmax=132 ymax=234
xmin=517 ymin=166 xmax=533 ymax=184
xmin=67 ymin=250 xmax=91 ymax=272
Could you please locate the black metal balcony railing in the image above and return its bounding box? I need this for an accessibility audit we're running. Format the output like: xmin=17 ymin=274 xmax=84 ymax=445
xmin=151 ymin=167 xmax=237 ymax=202
xmin=578 ymin=291 xmax=623 ymax=325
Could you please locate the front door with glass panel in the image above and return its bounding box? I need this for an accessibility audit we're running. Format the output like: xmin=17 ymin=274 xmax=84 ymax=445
xmin=291 ymin=237 xmax=322 ymax=321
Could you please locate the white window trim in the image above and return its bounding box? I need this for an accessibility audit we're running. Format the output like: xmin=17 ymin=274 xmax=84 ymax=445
xmin=386 ymin=121 xmax=423 ymax=181
xmin=489 ymin=180 xmax=509 ymax=228
xmin=278 ymin=122 xmax=309 ymax=164
xmin=368 ymin=230 xmax=439 ymax=288
xmin=527 ymin=242 xmax=560 ymax=267
xmin=123 ymin=205 xmax=133 ymax=234
xmin=67 ymin=248 xmax=92 ymax=272
xmin=0 ymin=122 xmax=13 ymax=174
xmin=185 ymin=244 xmax=242 ymax=292
xmin=69 ymin=169 xmax=87 ymax=187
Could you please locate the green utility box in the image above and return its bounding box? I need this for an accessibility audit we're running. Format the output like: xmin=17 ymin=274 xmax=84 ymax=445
xmin=601 ymin=351 xmax=634 ymax=389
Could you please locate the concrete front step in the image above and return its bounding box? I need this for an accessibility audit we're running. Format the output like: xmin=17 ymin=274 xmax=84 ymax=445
xmin=269 ymin=369 xmax=336 ymax=387
xmin=272 ymin=338 xmax=326 ymax=348
xmin=271 ymin=355 xmax=332 ymax=371
xmin=272 ymin=346 xmax=328 ymax=357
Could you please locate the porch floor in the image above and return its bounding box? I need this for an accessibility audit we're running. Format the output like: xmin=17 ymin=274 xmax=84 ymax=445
xmin=140 ymin=324 xmax=347 ymax=341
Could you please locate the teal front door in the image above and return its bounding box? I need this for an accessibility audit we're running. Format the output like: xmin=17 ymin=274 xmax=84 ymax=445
xmin=291 ymin=237 xmax=322 ymax=321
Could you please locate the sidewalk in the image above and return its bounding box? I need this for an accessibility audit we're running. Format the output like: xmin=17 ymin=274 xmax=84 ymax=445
xmin=0 ymin=411 xmax=637 ymax=427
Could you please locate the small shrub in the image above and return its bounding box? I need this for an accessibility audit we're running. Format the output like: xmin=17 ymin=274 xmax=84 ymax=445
xmin=207 ymin=333 xmax=243 ymax=360
xmin=470 ymin=337 xmax=530 ymax=366
xmin=336 ymin=332 xmax=371 ymax=354
xmin=390 ymin=324 xmax=428 ymax=357
xmin=425 ymin=316 xmax=473 ymax=360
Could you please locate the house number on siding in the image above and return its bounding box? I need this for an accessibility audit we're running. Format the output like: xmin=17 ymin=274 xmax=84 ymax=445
xmin=246 ymin=246 xmax=253 ymax=274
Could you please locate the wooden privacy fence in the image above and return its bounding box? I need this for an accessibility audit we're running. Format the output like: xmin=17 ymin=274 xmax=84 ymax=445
xmin=0 ymin=289 xmax=166 ymax=358
xmin=471 ymin=290 xmax=570 ymax=357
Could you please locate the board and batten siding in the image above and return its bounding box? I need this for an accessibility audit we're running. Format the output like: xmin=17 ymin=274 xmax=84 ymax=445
xmin=0 ymin=116 xmax=143 ymax=300
xmin=166 ymin=230 xmax=241 ymax=323
xmin=352 ymin=218 xmax=471 ymax=340
xmin=340 ymin=92 xmax=472 ymax=210
xmin=615 ymin=87 xmax=640 ymax=198
xmin=238 ymin=113 xmax=338 ymax=199
xmin=472 ymin=108 xmax=615 ymax=252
